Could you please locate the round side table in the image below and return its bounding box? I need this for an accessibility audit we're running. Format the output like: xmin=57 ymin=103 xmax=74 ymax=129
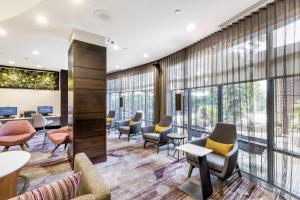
xmin=0 ymin=151 xmax=31 ymax=200
xmin=167 ymin=133 xmax=186 ymax=160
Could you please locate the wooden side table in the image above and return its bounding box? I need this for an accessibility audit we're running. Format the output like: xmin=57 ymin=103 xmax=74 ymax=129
xmin=176 ymin=144 xmax=213 ymax=200
xmin=0 ymin=151 xmax=31 ymax=200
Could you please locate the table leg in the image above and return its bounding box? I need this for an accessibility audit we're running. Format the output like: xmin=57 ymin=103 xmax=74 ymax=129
xmin=0 ymin=170 xmax=19 ymax=200
xmin=198 ymin=156 xmax=213 ymax=199
xmin=178 ymin=155 xmax=213 ymax=200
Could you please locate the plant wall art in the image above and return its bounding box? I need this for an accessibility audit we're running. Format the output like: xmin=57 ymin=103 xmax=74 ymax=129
xmin=0 ymin=66 xmax=59 ymax=90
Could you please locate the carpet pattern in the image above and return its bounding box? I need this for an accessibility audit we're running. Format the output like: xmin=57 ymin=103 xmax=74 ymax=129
xmin=5 ymin=132 xmax=293 ymax=199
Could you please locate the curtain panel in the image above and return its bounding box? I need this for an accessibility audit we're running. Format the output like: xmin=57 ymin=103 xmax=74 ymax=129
xmin=107 ymin=64 xmax=155 ymax=93
xmin=160 ymin=0 xmax=300 ymax=197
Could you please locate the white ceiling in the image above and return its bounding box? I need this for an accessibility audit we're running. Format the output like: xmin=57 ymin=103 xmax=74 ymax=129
xmin=0 ymin=0 xmax=264 ymax=72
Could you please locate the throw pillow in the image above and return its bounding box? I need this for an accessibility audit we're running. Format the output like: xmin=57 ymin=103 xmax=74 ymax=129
xmin=205 ymin=138 xmax=233 ymax=157
xmin=129 ymin=120 xmax=137 ymax=126
xmin=154 ymin=125 xmax=169 ymax=133
xmin=10 ymin=172 xmax=81 ymax=200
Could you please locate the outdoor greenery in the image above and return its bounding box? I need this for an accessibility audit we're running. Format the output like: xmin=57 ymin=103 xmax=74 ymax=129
xmin=0 ymin=66 xmax=59 ymax=90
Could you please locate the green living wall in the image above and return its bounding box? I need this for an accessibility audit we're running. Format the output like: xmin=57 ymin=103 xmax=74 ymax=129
xmin=0 ymin=66 xmax=59 ymax=90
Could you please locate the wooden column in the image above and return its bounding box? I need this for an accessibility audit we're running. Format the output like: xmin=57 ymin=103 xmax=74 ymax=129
xmin=60 ymin=70 xmax=68 ymax=127
xmin=68 ymin=39 xmax=106 ymax=164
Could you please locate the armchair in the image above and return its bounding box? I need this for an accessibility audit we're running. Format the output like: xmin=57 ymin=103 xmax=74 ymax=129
xmin=118 ymin=112 xmax=142 ymax=141
xmin=186 ymin=122 xmax=242 ymax=196
xmin=0 ymin=120 xmax=36 ymax=151
xmin=106 ymin=110 xmax=116 ymax=133
xmin=142 ymin=115 xmax=172 ymax=153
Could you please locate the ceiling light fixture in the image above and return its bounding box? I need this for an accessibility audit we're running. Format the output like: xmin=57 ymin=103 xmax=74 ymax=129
xmin=37 ymin=64 xmax=41 ymax=68
xmin=144 ymin=53 xmax=149 ymax=58
xmin=37 ymin=15 xmax=47 ymax=24
xmin=186 ymin=23 xmax=196 ymax=32
xmin=32 ymin=50 xmax=40 ymax=55
xmin=113 ymin=44 xmax=120 ymax=50
xmin=174 ymin=9 xmax=181 ymax=14
xmin=0 ymin=28 xmax=7 ymax=36
xmin=72 ymin=0 xmax=82 ymax=3
xmin=8 ymin=61 xmax=15 ymax=65
xmin=115 ymin=65 xmax=120 ymax=69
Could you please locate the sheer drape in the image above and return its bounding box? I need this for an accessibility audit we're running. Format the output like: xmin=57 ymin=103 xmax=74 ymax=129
xmin=107 ymin=64 xmax=155 ymax=123
xmin=161 ymin=0 xmax=300 ymax=197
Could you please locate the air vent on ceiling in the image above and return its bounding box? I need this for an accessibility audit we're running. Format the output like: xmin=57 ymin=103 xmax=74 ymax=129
xmin=94 ymin=10 xmax=110 ymax=21
xmin=218 ymin=0 xmax=274 ymax=28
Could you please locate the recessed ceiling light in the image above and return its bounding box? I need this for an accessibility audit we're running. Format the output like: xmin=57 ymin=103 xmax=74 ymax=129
xmin=36 ymin=15 xmax=47 ymax=24
xmin=144 ymin=53 xmax=149 ymax=58
xmin=37 ymin=64 xmax=41 ymax=68
xmin=186 ymin=23 xmax=196 ymax=32
xmin=113 ymin=44 xmax=120 ymax=50
xmin=8 ymin=61 xmax=15 ymax=65
xmin=72 ymin=0 xmax=82 ymax=3
xmin=115 ymin=65 xmax=120 ymax=68
xmin=174 ymin=9 xmax=181 ymax=14
xmin=32 ymin=50 xmax=40 ymax=55
xmin=0 ymin=28 xmax=6 ymax=36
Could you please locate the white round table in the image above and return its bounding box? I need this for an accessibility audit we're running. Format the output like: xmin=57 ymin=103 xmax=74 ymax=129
xmin=0 ymin=151 xmax=30 ymax=200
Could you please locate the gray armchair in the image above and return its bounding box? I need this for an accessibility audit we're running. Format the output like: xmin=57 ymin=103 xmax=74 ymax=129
xmin=106 ymin=111 xmax=116 ymax=133
xmin=118 ymin=112 xmax=142 ymax=141
xmin=186 ymin=122 xmax=242 ymax=196
xmin=142 ymin=115 xmax=172 ymax=153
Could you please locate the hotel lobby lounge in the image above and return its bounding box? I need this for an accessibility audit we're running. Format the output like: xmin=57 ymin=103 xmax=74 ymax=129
xmin=0 ymin=0 xmax=300 ymax=200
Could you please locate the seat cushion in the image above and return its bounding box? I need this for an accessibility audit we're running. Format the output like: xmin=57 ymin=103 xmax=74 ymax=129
xmin=187 ymin=152 xmax=225 ymax=172
xmin=48 ymin=132 xmax=69 ymax=145
xmin=0 ymin=133 xmax=33 ymax=146
xmin=119 ymin=126 xmax=130 ymax=132
xmin=9 ymin=172 xmax=81 ymax=200
xmin=143 ymin=132 xmax=160 ymax=141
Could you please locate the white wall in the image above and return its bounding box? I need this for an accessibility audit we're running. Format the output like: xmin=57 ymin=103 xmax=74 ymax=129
xmin=0 ymin=88 xmax=60 ymax=116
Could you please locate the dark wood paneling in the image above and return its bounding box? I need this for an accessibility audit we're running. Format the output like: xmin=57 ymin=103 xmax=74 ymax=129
xmin=60 ymin=70 xmax=68 ymax=126
xmin=68 ymin=39 xmax=106 ymax=165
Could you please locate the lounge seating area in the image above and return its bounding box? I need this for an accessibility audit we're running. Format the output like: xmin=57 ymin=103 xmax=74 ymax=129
xmin=1 ymin=0 xmax=300 ymax=200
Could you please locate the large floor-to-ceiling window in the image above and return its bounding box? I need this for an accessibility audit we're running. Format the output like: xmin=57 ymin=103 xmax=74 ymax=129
xmin=107 ymin=65 xmax=155 ymax=125
xmin=162 ymin=1 xmax=300 ymax=197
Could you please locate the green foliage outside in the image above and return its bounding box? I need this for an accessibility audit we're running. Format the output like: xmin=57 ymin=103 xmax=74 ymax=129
xmin=0 ymin=67 xmax=59 ymax=90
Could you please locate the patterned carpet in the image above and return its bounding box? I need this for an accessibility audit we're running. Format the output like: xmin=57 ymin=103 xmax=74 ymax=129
xmin=3 ymin=131 xmax=293 ymax=199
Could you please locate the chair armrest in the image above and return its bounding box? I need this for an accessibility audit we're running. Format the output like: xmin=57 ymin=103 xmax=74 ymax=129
xmin=142 ymin=125 xmax=155 ymax=133
xmin=189 ymin=136 xmax=208 ymax=147
xmin=74 ymin=153 xmax=111 ymax=200
xmin=72 ymin=194 xmax=96 ymax=200
xmin=117 ymin=120 xmax=129 ymax=126
xmin=130 ymin=122 xmax=141 ymax=133
xmin=222 ymin=143 xmax=239 ymax=179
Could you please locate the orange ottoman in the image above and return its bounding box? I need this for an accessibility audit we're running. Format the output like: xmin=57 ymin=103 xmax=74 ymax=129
xmin=47 ymin=126 xmax=69 ymax=153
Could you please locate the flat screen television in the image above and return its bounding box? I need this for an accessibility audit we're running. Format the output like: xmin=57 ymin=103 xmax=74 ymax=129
xmin=0 ymin=107 xmax=17 ymax=118
xmin=37 ymin=106 xmax=53 ymax=116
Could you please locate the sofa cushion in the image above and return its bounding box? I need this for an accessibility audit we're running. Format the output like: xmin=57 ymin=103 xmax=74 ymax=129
xmin=187 ymin=153 xmax=225 ymax=172
xmin=143 ymin=132 xmax=160 ymax=141
xmin=119 ymin=126 xmax=130 ymax=132
xmin=10 ymin=172 xmax=81 ymax=200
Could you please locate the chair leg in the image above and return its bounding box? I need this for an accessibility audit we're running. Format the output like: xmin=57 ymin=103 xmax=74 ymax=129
xmin=25 ymin=142 xmax=30 ymax=148
xmin=51 ymin=144 xmax=61 ymax=153
xmin=119 ymin=132 xmax=121 ymax=139
xmin=128 ymin=134 xmax=130 ymax=142
xmin=218 ymin=179 xmax=223 ymax=196
xmin=20 ymin=144 xmax=27 ymax=151
xmin=63 ymin=143 xmax=68 ymax=151
xmin=156 ymin=145 xmax=160 ymax=153
xmin=188 ymin=164 xmax=194 ymax=178
xmin=236 ymin=163 xmax=242 ymax=177
xmin=3 ymin=146 xmax=9 ymax=152
xmin=143 ymin=141 xmax=147 ymax=148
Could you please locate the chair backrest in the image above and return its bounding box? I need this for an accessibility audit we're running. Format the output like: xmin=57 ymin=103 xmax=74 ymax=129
xmin=132 ymin=112 xmax=142 ymax=122
xmin=158 ymin=115 xmax=172 ymax=127
xmin=209 ymin=122 xmax=237 ymax=144
xmin=31 ymin=114 xmax=47 ymax=128
xmin=0 ymin=120 xmax=36 ymax=136
xmin=107 ymin=110 xmax=115 ymax=118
